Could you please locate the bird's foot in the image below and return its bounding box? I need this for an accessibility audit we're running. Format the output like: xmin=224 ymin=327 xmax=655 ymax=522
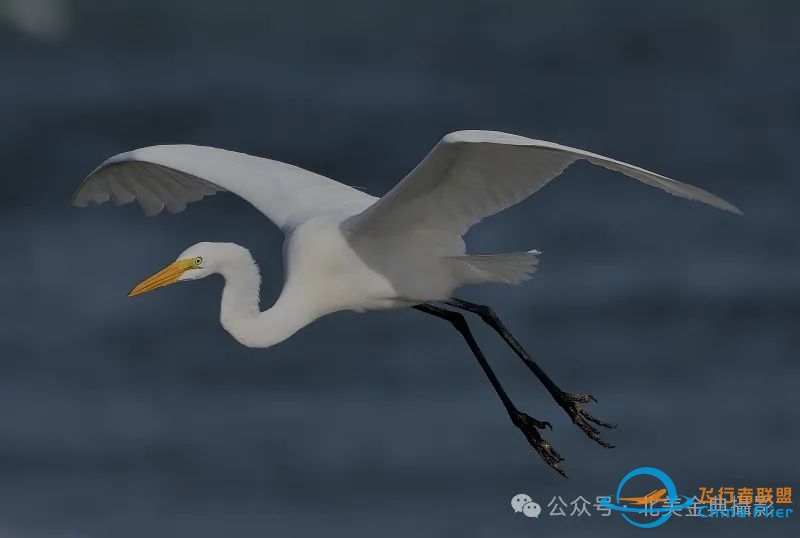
xmin=511 ymin=411 xmax=567 ymax=478
xmin=556 ymin=392 xmax=617 ymax=448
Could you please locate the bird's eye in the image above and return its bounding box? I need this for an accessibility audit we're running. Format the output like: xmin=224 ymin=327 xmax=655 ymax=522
xmin=194 ymin=257 xmax=203 ymax=265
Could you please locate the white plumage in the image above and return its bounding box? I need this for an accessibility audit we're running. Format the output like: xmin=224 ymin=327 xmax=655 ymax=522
xmin=73 ymin=130 xmax=739 ymax=348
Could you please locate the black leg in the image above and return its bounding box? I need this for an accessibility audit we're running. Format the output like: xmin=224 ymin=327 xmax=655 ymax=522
xmin=413 ymin=303 xmax=568 ymax=477
xmin=444 ymin=298 xmax=616 ymax=449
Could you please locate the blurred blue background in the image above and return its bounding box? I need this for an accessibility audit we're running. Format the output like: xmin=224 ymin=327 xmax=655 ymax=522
xmin=0 ymin=0 xmax=797 ymax=536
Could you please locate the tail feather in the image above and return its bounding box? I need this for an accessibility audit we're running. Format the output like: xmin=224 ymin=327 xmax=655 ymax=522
xmin=446 ymin=250 xmax=540 ymax=285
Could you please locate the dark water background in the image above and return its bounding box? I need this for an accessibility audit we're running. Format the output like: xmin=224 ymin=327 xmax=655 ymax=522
xmin=1 ymin=1 xmax=798 ymax=536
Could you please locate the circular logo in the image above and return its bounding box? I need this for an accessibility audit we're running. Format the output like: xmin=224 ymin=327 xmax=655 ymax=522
xmin=599 ymin=467 xmax=694 ymax=528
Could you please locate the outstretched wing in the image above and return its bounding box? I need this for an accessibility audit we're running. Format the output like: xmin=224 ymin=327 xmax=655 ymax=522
xmin=346 ymin=130 xmax=740 ymax=237
xmin=73 ymin=145 xmax=376 ymax=232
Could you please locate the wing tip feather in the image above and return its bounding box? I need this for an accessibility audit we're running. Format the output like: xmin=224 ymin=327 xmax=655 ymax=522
xmin=720 ymin=201 xmax=743 ymax=216
xmin=718 ymin=197 xmax=743 ymax=215
xmin=687 ymin=189 xmax=742 ymax=215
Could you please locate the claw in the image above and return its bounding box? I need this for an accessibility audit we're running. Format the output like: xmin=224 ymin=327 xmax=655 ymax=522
xmin=567 ymin=392 xmax=597 ymax=404
xmin=512 ymin=412 xmax=568 ymax=478
xmin=558 ymin=391 xmax=616 ymax=448
xmin=584 ymin=411 xmax=617 ymax=429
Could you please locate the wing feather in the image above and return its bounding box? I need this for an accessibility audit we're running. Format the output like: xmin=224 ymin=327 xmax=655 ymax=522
xmin=107 ymin=175 xmax=135 ymax=206
xmin=346 ymin=130 xmax=740 ymax=238
xmin=159 ymin=166 xmax=205 ymax=203
xmin=73 ymin=145 xmax=376 ymax=231
xmin=145 ymin=170 xmax=185 ymax=213
xmin=135 ymin=166 xmax=184 ymax=214
xmin=122 ymin=166 xmax=163 ymax=217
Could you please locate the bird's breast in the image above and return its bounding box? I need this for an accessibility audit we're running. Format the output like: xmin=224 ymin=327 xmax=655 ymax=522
xmin=283 ymin=218 xmax=400 ymax=312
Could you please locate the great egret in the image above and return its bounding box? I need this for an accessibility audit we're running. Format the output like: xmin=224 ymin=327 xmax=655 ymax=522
xmin=73 ymin=130 xmax=739 ymax=476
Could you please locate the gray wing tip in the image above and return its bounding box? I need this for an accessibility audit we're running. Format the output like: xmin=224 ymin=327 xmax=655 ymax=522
xmin=72 ymin=158 xmax=221 ymax=216
xmin=71 ymin=159 xmax=117 ymax=208
xmin=70 ymin=181 xmax=94 ymax=207
xmin=143 ymin=207 xmax=164 ymax=217
xmin=727 ymin=204 xmax=744 ymax=216
xmin=701 ymin=194 xmax=743 ymax=215
xmin=725 ymin=199 xmax=744 ymax=215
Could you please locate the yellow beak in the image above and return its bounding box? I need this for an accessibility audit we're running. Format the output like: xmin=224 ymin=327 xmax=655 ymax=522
xmin=128 ymin=259 xmax=195 ymax=297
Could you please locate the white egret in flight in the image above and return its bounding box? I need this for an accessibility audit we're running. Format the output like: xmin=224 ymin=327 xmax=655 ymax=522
xmin=73 ymin=130 xmax=740 ymax=476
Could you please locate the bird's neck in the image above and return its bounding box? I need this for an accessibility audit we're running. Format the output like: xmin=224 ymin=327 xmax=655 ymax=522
xmin=218 ymin=253 xmax=313 ymax=348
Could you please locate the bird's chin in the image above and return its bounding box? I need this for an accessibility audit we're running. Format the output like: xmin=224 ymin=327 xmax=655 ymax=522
xmin=178 ymin=270 xmax=205 ymax=282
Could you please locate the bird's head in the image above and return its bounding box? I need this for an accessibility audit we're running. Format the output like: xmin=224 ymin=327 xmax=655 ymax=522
xmin=127 ymin=242 xmax=247 ymax=296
